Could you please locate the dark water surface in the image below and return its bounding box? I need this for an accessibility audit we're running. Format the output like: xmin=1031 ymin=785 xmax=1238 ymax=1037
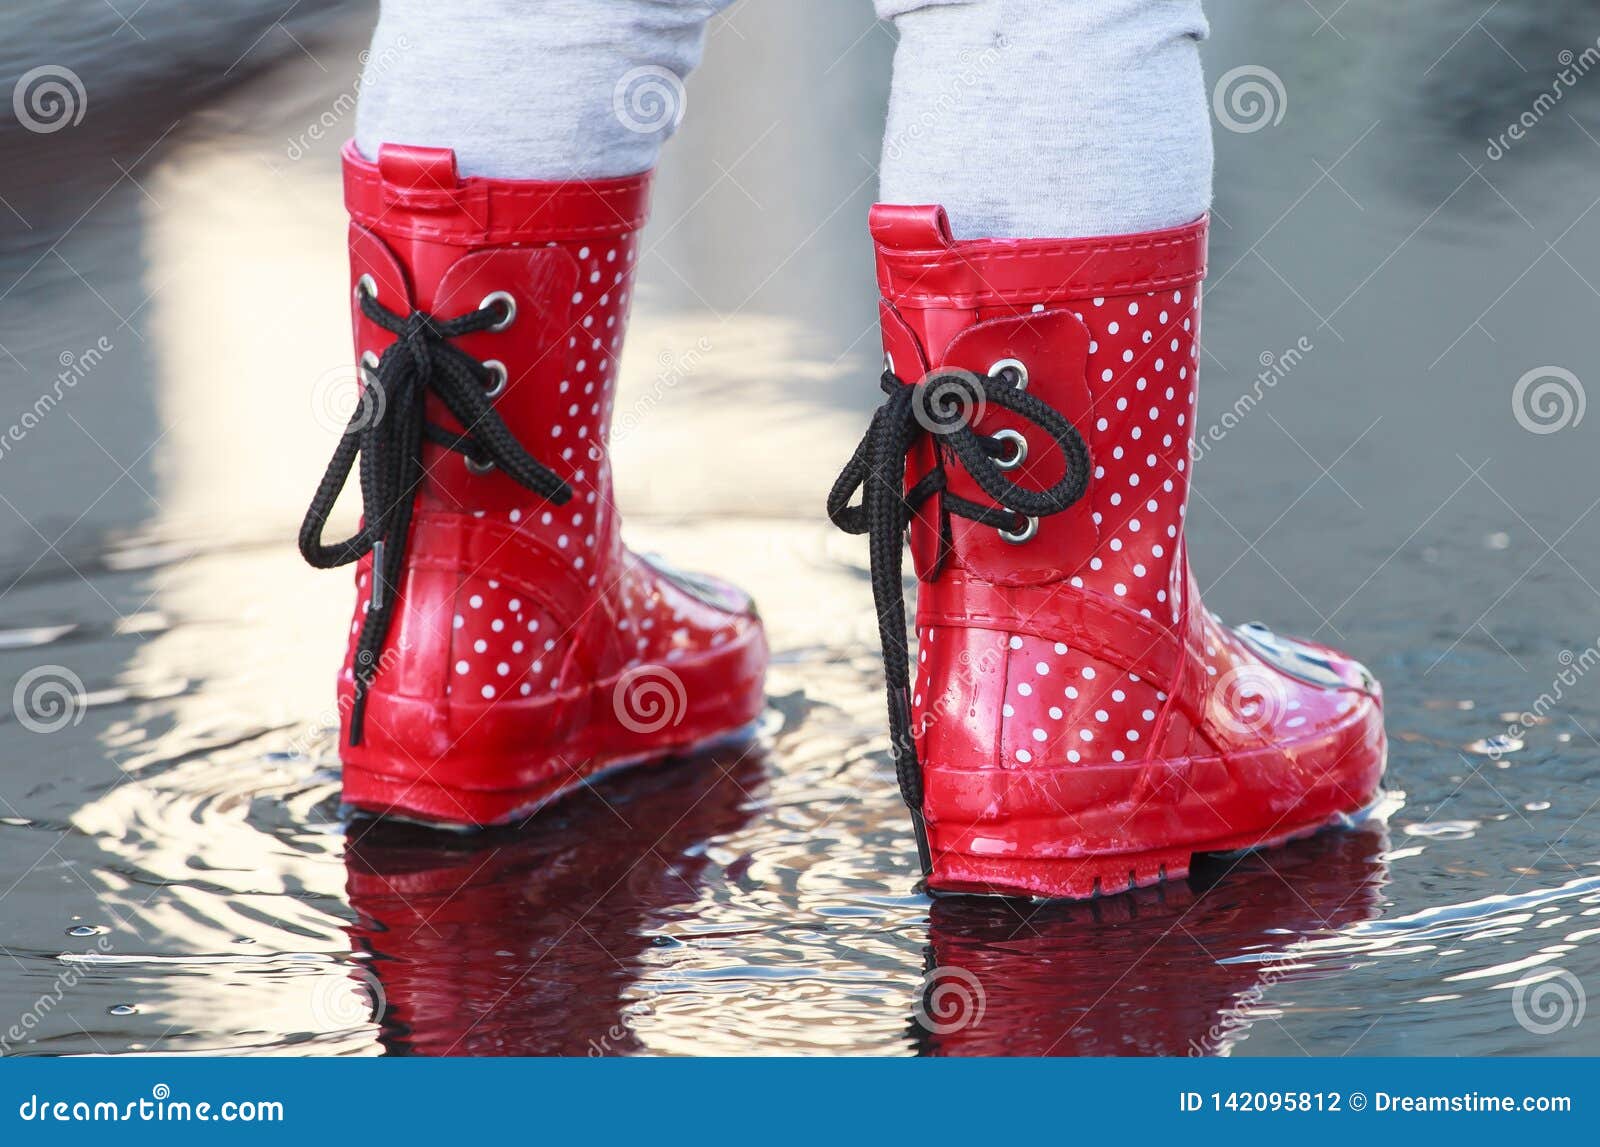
xmin=2 ymin=0 xmax=1600 ymax=1055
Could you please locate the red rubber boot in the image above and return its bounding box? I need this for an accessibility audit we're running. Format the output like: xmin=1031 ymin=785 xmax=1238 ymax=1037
xmin=830 ymin=207 xmax=1385 ymax=899
xmin=301 ymin=144 xmax=767 ymax=826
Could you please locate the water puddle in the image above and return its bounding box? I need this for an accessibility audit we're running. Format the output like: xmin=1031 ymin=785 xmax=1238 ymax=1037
xmin=4 ymin=0 xmax=1600 ymax=1057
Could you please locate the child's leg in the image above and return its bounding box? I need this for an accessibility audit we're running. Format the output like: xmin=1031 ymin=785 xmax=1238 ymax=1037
xmin=355 ymin=0 xmax=735 ymax=179
xmin=876 ymin=0 xmax=1212 ymax=238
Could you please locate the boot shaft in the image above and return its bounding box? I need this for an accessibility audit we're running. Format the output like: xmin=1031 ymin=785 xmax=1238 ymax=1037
xmin=343 ymin=143 xmax=649 ymax=535
xmin=871 ymin=206 xmax=1207 ymax=627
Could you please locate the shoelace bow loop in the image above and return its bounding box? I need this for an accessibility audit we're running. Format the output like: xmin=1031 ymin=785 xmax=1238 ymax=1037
xmin=299 ymin=287 xmax=573 ymax=745
xmin=826 ymin=365 xmax=1091 ymax=872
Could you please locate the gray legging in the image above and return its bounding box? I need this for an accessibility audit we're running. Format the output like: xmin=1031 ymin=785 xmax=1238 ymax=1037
xmin=354 ymin=0 xmax=1212 ymax=240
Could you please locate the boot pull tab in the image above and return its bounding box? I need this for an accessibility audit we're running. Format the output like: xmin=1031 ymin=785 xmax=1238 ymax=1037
xmin=371 ymin=144 xmax=491 ymax=236
xmin=377 ymin=144 xmax=463 ymax=191
xmin=868 ymin=204 xmax=955 ymax=251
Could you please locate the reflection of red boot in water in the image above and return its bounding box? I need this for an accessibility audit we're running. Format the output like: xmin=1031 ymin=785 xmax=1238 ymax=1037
xmin=344 ymin=752 xmax=762 ymax=1056
xmin=300 ymin=146 xmax=766 ymax=825
xmin=831 ymin=209 xmax=1386 ymax=898
xmin=916 ymin=825 xmax=1390 ymax=1056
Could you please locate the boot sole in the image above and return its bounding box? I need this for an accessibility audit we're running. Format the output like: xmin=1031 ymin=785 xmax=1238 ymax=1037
xmin=925 ymin=803 xmax=1379 ymax=901
xmin=343 ymin=716 xmax=762 ymax=831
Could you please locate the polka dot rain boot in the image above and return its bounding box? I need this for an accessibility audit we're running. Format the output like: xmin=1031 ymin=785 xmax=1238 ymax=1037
xmin=300 ymin=144 xmax=767 ymax=826
xmin=830 ymin=207 xmax=1385 ymax=899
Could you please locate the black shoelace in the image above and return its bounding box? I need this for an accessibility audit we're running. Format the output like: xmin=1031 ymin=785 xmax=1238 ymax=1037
xmin=827 ymin=366 xmax=1091 ymax=874
xmin=299 ymin=289 xmax=573 ymax=745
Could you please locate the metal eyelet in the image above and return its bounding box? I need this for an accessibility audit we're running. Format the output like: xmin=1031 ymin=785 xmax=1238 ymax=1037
xmin=465 ymin=456 xmax=496 ymax=475
xmin=989 ymin=357 xmax=1028 ymax=390
xmin=991 ymin=428 xmax=1028 ymax=472
xmin=998 ymin=514 xmax=1038 ymax=545
xmin=355 ymin=274 xmax=378 ymax=305
xmin=359 ymin=350 xmax=380 ymax=376
xmin=883 ymin=351 xmax=895 ymax=376
xmin=479 ymin=291 xmax=516 ymax=332
xmin=481 ymin=359 xmax=508 ymax=398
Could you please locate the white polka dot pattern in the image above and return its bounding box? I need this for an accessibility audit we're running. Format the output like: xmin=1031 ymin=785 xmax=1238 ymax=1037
xmin=341 ymin=227 xmax=757 ymax=717
xmin=923 ymin=286 xmax=1200 ymax=766
xmin=905 ymin=280 xmax=1374 ymax=769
